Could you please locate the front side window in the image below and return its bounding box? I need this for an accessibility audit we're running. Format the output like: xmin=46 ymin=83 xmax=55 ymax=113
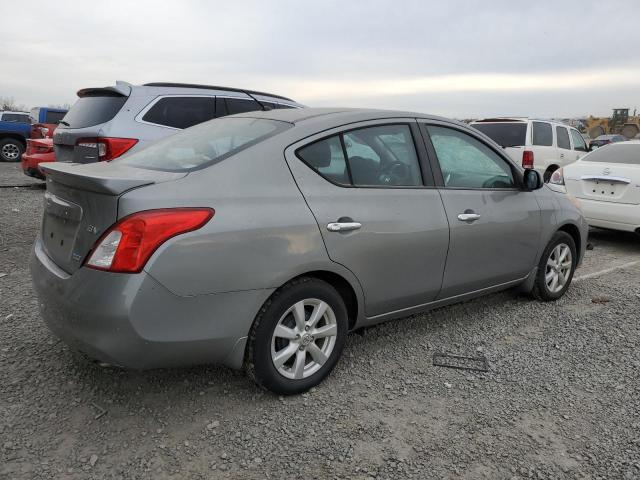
xmin=142 ymin=96 xmax=216 ymax=129
xmin=570 ymin=130 xmax=587 ymax=151
xmin=119 ymin=117 xmax=290 ymax=172
xmin=532 ymin=121 xmax=553 ymax=146
xmin=556 ymin=126 xmax=570 ymax=149
xmin=427 ymin=125 xmax=515 ymax=189
xmin=297 ymin=124 xmax=423 ymax=187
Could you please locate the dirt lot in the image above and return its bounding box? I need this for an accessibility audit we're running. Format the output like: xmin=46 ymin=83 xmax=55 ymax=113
xmin=1 ymin=162 xmax=639 ymax=479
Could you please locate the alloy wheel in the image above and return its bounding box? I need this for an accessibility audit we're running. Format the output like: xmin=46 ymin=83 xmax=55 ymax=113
xmin=2 ymin=143 xmax=20 ymax=160
xmin=545 ymin=243 xmax=572 ymax=293
xmin=270 ymin=298 xmax=338 ymax=380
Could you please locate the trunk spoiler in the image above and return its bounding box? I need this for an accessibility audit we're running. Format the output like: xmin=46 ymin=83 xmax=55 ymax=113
xmin=41 ymin=162 xmax=186 ymax=196
xmin=77 ymin=81 xmax=132 ymax=98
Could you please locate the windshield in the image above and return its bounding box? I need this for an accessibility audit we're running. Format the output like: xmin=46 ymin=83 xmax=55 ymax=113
xmin=119 ymin=117 xmax=291 ymax=172
xmin=583 ymin=143 xmax=639 ymax=164
xmin=62 ymin=94 xmax=127 ymax=128
xmin=472 ymin=122 xmax=527 ymax=147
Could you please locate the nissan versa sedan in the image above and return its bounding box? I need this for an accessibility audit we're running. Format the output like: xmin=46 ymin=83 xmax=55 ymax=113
xmin=31 ymin=108 xmax=588 ymax=394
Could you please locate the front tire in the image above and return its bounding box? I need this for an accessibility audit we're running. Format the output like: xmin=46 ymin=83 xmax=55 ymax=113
xmin=531 ymin=231 xmax=577 ymax=301
xmin=245 ymin=277 xmax=348 ymax=395
xmin=0 ymin=138 xmax=25 ymax=162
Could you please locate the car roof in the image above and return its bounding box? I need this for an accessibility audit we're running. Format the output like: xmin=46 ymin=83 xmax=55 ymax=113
xmin=472 ymin=117 xmax=574 ymax=127
xmin=232 ymin=107 xmax=455 ymax=126
xmin=142 ymin=82 xmax=295 ymax=102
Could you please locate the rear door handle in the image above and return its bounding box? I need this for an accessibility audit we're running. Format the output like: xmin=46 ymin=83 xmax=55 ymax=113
xmin=327 ymin=222 xmax=362 ymax=232
xmin=457 ymin=213 xmax=481 ymax=222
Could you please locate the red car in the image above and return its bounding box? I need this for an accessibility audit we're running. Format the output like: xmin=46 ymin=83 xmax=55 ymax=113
xmin=21 ymin=137 xmax=55 ymax=180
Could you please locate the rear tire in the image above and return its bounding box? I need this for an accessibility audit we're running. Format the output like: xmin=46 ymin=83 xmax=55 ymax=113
xmin=531 ymin=231 xmax=577 ymax=301
xmin=0 ymin=138 xmax=25 ymax=162
xmin=245 ymin=277 xmax=348 ymax=395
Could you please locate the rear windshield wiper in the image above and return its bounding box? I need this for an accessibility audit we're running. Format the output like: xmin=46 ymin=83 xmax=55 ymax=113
xmin=58 ymin=120 xmax=70 ymax=126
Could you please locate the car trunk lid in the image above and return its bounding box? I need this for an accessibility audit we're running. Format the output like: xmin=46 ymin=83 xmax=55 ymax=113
xmin=565 ymin=161 xmax=640 ymax=205
xmin=39 ymin=162 xmax=186 ymax=274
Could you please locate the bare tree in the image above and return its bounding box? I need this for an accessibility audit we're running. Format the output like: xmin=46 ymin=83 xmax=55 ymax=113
xmin=0 ymin=96 xmax=27 ymax=112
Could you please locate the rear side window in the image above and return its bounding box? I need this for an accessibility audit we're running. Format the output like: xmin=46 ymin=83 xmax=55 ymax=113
xmin=583 ymin=144 xmax=639 ymax=164
xmin=62 ymin=95 xmax=127 ymax=128
xmin=142 ymin=97 xmax=216 ymax=129
xmin=471 ymin=122 xmax=527 ymax=147
xmin=297 ymin=136 xmax=349 ymax=185
xmin=225 ymin=98 xmax=262 ymax=115
xmin=532 ymin=122 xmax=553 ymax=146
xmin=119 ymin=117 xmax=290 ymax=172
xmin=44 ymin=111 xmax=67 ymax=124
xmin=275 ymin=103 xmax=296 ymax=109
xmin=570 ymin=130 xmax=587 ymax=151
xmin=2 ymin=113 xmax=30 ymax=123
xmin=297 ymin=124 xmax=423 ymax=187
xmin=556 ymin=126 xmax=570 ymax=149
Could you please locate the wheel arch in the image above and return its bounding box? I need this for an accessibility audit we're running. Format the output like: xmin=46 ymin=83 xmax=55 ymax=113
xmin=284 ymin=270 xmax=360 ymax=331
xmin=557 ymin=222 xmax=582 ymax=257
xmin=0 ymin=133 xmax=27 ymax=147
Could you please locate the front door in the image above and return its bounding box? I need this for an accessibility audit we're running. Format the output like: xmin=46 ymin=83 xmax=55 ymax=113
xmin=422 ymin=123 xmax=541 ymax=299
xmin=285 ymin=120 xmax=450 ymax=317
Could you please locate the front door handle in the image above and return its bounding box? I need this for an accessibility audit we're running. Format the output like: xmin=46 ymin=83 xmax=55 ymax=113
xmin=327 ymin=222 xmax=362 ymax=232
xmin=457 ymin=213 xmax=481 ymax=222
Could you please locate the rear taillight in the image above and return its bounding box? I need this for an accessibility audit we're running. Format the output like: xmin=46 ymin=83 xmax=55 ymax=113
xmin=549 ymin=168 xmax=565 ymax=185
xmin=76 ymin=137 xmax=138 ymax=161
xmin=522 ymin=150 xmax=534 ymax=169
xmin=85 ymin=208 xmax=214 ymax=273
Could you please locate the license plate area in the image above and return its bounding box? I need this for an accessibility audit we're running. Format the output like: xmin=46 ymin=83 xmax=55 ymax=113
xmin=42 ymin=192 xmax=83 ymax=264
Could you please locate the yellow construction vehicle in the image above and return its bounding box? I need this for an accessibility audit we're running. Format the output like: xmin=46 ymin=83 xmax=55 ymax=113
xmin=586 ymin=108 xmax=640 ymax=139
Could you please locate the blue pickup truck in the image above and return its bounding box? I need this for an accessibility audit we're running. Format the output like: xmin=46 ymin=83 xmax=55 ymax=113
xmin=0 ymin=111 xmax=31 ymax=161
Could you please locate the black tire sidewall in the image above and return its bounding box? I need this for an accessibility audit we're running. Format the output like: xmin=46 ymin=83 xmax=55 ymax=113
xmin=536 ymin=231 xmax=577 ymax=300
xmin=0 ymin=139 xmax=25 ymax=162
xmin=251 ymin=279 xmax=348 ymax=395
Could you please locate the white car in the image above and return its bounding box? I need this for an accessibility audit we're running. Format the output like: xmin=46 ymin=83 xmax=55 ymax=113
xmin=549 ymin=141 xmax=640 ymax=233
xmin=470 ymin=118 xmax=589 ymax=182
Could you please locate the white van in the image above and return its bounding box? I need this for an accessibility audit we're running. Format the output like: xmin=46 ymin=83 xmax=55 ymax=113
xmin=470 ymin=118 xmax=589 ymax=181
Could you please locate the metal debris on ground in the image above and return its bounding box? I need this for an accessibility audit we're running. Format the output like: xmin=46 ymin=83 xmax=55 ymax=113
xmin=591 ymin=296 xmax=610 ymax=304
xmin=433 ymin=353 xmax=489 ymax=372
xmin=91 ymin=402 xmax=108 ymax=420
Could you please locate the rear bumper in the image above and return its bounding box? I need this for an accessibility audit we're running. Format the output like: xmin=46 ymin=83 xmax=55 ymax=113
xmin=21 ymin=152 xmax=54 ymax=179
xmin=30 ymin=239 xmax=273 ymax=370
xmin=578 ymin=198 xmax=640 ymax=232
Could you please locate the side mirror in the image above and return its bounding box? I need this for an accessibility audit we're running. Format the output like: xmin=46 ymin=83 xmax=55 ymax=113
xmin=523 ymin=169 xmax=543 ymax=191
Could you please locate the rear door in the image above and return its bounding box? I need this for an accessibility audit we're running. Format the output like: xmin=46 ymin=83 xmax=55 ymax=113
xmin=285 ymin=120 xmax=450 ymax=317
xmin=420 ymin=122 xmax=541 ymax=298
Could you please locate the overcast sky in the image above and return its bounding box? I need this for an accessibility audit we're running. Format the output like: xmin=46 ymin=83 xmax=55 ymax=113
xmin=1 ymin=0 xmax=639 ymax=118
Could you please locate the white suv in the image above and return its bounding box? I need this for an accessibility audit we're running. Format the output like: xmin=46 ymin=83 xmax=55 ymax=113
xmin=470 ymin=118 xmax=589 ymax=181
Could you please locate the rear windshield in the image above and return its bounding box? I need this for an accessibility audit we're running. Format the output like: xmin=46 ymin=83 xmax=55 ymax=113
xmin=45 ymin=110 xmax=67 ymax=124
xmin=61 ymin=94 xmax=127 ymax=128
xmin=583 ymin=143 xmax=639 ymax=164
xmin=471 ymin=122 xmax=527 ymax=147
xmin=119 ymin=117 xmax=291 ymax=172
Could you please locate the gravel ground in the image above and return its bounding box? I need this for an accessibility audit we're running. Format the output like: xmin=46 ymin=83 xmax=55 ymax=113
xmin=1 ymin=162 xmax=639 ymax=480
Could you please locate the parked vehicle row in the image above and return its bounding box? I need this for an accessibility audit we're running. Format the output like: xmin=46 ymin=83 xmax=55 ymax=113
xmin=31 ymin=108 xmax=588 ymax=394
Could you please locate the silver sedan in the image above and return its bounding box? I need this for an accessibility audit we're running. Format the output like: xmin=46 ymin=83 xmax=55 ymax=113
xmin=31 ymin=108 xmax=588 ymax=394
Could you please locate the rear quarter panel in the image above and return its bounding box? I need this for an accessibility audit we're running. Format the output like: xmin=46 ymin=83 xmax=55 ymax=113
xmin=118 ymin=137 xmax=365 ymax=305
